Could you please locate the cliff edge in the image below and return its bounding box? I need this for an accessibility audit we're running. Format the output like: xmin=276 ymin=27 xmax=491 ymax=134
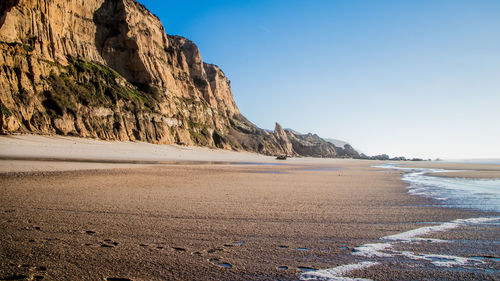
xmin=0 ymin=0 xmax=358 ymax=158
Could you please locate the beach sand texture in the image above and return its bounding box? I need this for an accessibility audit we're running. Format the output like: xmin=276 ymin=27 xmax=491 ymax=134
xmin=404 ymin=161 xmax=500 ymax=179
xmin=1 ymin=135 xmax=499 ymax=280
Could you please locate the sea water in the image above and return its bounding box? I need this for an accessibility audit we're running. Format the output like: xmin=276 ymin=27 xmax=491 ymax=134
xmin=300 ymin=163 xmax=500 ymax=281
xmin=376 ymin=164 xmax=500 ymax=213
xmin=444 ymin=159 xmax=500 ymax=165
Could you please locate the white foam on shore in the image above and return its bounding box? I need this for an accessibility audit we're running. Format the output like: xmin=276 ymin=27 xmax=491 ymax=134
xmin=375 ymin=164 xmax=500 ymax=212
xmin=301 ymin=216 xmax=500 ymax=280
xmin=299 ymin=163 xmax=500 ymax=280
xmin=298 ymin=163 xmax=500 ymax=280
xmin=352 ymin=242 xmax=392 ymax=258
xmin=355 ymin=217 xmax=500 ymax=265
xmin=399 ymin=251 xmax=484 ymax=267
xmin=300 ymin=261 xmax=378 ymax=281
xmin=383 ymin=217 xmax=500 ymax=242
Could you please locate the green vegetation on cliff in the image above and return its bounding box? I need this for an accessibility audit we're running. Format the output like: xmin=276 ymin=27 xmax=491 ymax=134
xmin=0 ymin=0 xmax=361 ymax=158
xmin=44 ymin=57 xmax=157 ymax=117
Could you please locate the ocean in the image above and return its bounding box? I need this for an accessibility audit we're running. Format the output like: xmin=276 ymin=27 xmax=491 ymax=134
xmin=378 ymin=163 xmax=500 ymax=213
xmin=443 ymin=159 xmax=500 ymax=165
xmin=300 ymin=163 xmax=500 ymax=281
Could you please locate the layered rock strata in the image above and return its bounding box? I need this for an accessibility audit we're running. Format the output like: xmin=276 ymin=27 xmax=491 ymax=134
xmin=0 ymin=0 xmax=358 ymax=158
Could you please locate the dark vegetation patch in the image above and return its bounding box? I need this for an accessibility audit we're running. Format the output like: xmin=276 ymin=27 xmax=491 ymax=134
xmin=0 ymin=101 xmax=12 ymax=118
xmin=0 ymin=40 xmax=32 ymax=53
xmin=43 ymin=57 xmax=160 ymax=118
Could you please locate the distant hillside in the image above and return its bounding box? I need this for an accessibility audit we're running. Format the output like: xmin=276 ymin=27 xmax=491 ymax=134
xmin=325 ymin=138 xmax=350 ymax=148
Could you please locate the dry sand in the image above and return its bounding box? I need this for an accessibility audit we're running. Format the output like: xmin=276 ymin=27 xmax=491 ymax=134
xmin=0 ymin=135 xmax=499 ymax=280
xmin=0 ymin=134 xmax=342 ymax=173
xmin=0 ymin=134 xmax=277 ymax=173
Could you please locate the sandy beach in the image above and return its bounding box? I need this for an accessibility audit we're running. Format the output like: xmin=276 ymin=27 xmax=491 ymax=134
xmin=0 ymin=135 xmax=277 ymax=173
xmin=1 ymin=135 xmax=499 ymax=280
xmin=404 ymin=161 xmax=500 ymax=179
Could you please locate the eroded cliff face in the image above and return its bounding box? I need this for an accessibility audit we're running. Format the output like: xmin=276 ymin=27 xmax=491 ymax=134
xmin=0 ymin=0 xmax=358 ymax=158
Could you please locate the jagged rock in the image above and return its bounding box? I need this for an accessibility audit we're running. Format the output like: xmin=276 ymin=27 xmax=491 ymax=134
xmin=273 ymin=122 xmax=294 ymax=156
xmin=0 ymin=0 xmax=360 ymax=158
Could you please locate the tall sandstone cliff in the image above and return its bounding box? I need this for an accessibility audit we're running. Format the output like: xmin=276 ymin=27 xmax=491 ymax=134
xmin=0 ymin=0 xmax=359 ymax=158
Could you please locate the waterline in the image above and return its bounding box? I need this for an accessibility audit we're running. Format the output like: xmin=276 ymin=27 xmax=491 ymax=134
xmin=376 ymin=164 xmax=500 ymax=212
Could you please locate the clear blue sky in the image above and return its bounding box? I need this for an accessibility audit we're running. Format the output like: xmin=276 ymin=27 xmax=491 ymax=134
xmin=138 ymin=0 xmax=500 ymax=159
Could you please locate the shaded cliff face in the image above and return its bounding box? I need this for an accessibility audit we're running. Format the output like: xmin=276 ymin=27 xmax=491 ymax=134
xmin=0 ymin=0 xmax=359 ymax=158
xmin=0 ymin=0 xmax=237 ymax=146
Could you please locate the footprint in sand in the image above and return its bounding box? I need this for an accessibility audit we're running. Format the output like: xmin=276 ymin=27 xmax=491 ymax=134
xmin=2 ymin=274 xmax=29 ymax=280
xmin=277 ymin=266 xmax=288 ymax=270
xmin=218 ymin=263 xmax=233 ymax=268
xmin=194 ymin=242 xmax=242 ymax=256
xmin=208 ymin=258 xmax=233 ymax=269
xmin=100 ymin=239 xmax=118 ymax=247
xmin=223 ymin=241 xmax=245 ymax=247
xmin=298 ymin=266 xmax=318 ymax=272
xmin=5 ymin=265 xmax=48 ymax=280
xmin=207 ymin=248 xmax=224 ymax=253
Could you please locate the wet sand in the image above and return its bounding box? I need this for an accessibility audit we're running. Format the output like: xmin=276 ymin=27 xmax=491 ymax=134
xmin=404 ymin=161 xmax=500 ymax=179
xmin=1 ymin=136 xmax=499 ymax=280
xmin=1 ymin=161 xmax=497 ymax=280
xmin=429 ymin=170 xmax=500 ymax=179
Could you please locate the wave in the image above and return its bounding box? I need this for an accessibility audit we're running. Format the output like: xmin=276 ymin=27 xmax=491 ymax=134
xmin=376 ymin=163 xmax=500 ymax=212
xmin=299 ymin=164 xmax=500 ymax=281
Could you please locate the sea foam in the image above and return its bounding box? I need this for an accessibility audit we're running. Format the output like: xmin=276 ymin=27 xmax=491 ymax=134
xmin=299 ymin=163 xmax=500 ymax=280
xmin=376 ymin=164 xmax=500 ymax=212
xmin=301 ymin=217 xmax=500 ymax=280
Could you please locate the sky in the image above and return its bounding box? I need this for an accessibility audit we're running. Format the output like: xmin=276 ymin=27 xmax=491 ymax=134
xmin=138 ymin=0 xmax=500 ymax=159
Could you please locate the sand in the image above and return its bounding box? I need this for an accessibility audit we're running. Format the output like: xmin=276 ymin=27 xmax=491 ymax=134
xmin=0 ymin=134 xmax=343 ymax=173
xmin=0 ymin=134 xmax=276 ymax=173
xmin=403 ymin=161 xmax=500 ymax=179
xmin=1 ymin=135 xmax=499 ymax=280
xmin=429 ymin=170 xmax=500 ymax=178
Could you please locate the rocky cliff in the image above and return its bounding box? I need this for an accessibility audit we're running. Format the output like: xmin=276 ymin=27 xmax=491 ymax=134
xmin=0 ymin=0 xmax=359 ymax=158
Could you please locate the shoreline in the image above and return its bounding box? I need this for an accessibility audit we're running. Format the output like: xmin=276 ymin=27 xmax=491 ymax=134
xmin=3 ymin=164 xmax=495 ymax=280
xmin=403 ymin=161 xmax=500 ymax=179
xmin=1 ymin=135 xmax=499 ymax=280
xmin=2 ymin=134 xmax=499 ymax=177
xmin=428 ymin=170 xmax=500 ymax=179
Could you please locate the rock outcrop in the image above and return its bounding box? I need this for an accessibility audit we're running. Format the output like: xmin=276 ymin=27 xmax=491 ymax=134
xmin=0 ymin=0 xmax=359 ymax=158
xmin=273 ymin=123 xmax=294 ymax=156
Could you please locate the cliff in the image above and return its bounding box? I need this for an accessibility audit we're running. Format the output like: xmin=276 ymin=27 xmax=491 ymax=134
xmin=0 ymin=0 xmax=359 ymax=158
